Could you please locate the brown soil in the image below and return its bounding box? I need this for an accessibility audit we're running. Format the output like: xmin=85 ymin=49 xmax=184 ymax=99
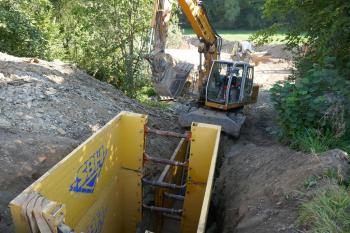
xmin=0 ymin=52 xmax=180 ymax=233
xmin=210 ymin=93 xmax=349 ymax=233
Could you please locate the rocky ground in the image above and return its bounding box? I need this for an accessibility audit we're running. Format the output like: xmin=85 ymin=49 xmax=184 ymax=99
xmin=0 ymin=52 xmax=180 ymax=232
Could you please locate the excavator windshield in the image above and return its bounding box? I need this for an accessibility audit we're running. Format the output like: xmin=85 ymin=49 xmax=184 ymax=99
xmin=206 ymin=61 xmax=245 ymax=105
xmin=206 ymin=62 xmax=230 ymax=104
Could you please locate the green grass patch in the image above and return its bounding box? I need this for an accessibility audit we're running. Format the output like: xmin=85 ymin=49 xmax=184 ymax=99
xmin=290 ymin=129 xmax=350 ymax=155
xmin=136 ymin=86 xmax=169 ymax=109
xmin=182 ymin=28 xmax=286 ymax=43
xmin=299 ymin=185 xmax=350 ymax=233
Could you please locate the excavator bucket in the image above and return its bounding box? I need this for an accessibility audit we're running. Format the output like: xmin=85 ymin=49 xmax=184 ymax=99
xmin=154 ymin=60 xmax=194 ymax=97
xmin=179 ymin=108 xmax=246 ymax=138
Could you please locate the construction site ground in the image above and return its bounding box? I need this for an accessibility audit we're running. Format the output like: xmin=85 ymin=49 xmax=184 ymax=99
xmin=0 ymin=37 xmax=348 ymax=233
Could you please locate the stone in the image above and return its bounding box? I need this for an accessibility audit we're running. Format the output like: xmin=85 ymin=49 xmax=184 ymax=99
xmin=57 ymin=128 xmax=66 ymax=135
xmin=15 ymin=112 xmax=24 ymax=117
xmin=0 ymin=118 xmax=11 ymax=129
xmin=38 ymin=156 xmax=47 ymax=163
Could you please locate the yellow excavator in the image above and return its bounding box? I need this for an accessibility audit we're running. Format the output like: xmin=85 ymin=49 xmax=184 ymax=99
xmin=148 ymin=0 xmax=259 ymax=137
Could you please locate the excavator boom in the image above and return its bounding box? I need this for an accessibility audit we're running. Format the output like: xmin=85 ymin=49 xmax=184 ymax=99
xmin=148 ymin=0 xmax=221 ymax=97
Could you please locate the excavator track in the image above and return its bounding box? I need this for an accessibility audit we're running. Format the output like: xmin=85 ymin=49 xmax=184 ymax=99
xmin=179 ymin=108 xmax=246 ymax=138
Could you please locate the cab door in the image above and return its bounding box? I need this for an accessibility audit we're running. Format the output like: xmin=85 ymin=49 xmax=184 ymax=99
xmin=241 ymin=66 xmax=254 ymax=102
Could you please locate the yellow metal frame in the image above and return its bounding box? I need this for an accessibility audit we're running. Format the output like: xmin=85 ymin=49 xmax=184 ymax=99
xmin=155 ymin=138 xmax=188 ymax=233
xmin=10 ymin=112 xmax=147 ymax=233
xmin=181 ymin=123 xmax=221 ymax=233
xmin=10 ymin=112 xmax=222 ymax=233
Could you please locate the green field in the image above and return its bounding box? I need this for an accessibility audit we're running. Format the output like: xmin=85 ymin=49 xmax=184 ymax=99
xmin=183 ymin=28 xmax=286 ymax=43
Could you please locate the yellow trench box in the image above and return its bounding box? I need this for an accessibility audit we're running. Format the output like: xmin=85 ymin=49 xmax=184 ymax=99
xmin=9 ymin=112 xmax=221 ymax=233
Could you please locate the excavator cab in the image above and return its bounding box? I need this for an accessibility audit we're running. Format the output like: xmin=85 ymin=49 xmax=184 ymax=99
xmin=205 ymin=60 xmax=256 ymax=111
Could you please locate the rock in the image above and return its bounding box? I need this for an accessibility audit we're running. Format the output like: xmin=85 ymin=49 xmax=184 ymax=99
xmin=57 ymin=128 xmax=66 ymax=135
xmin=38 ymin=156 xmax=47 ymax=163
xmin=236 ymin=214 xmax=266 ymax=230
xmin=15 ymin=112 xmax=24 ymax=117
xmin=0 ymin=118 xmax=11 ymax=129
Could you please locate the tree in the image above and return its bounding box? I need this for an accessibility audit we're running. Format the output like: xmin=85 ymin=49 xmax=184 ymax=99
xmin=0 ymin=0 xmax=59 ymax=59
xmin=60 ymin=0 xmax=153 ymax=97
xmin=252 ymin=0 xmax=350 ymax=152
xmin=205 ymin=0 xmax=240 ymax=29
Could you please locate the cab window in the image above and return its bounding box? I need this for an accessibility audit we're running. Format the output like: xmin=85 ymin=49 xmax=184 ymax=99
xmin=207 ymin=62 xmax=231 ymax=104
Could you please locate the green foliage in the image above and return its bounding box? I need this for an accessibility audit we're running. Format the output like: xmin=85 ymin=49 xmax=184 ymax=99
xmin=253 ymin=0 xmax=350 ymax=68
xmin=205 ymin=0 xmax=240 ymax=29
xmin=57 ymin=0 xmax=153 ymax=97
xmin=136 ymin=86 xmax=169 ymax=109
xmin=271 ymin=59 xmax=350 ymax=153
xmin=180 ymin=0 xmax=268 ymax=30
xmin=0 ymin=0 xmax=154 ymax=97
xmin=290 ymin=129 xmax=350 ymax=155
xmin=235 ymin=0 xmax=268 ymax=29
xmin=257 ymin=0 xmax=350 ymax=154
xmin=0 ymin=0 xmax=59 ymax=59
xmin=167 ymin=6 xmax=184 ymax=49
xmin=299 ymin=185 xmax=350 ymax=233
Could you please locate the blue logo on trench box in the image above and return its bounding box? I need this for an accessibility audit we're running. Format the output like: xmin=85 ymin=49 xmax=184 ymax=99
xmin=70 ymin=145 xmax=108 ymax=194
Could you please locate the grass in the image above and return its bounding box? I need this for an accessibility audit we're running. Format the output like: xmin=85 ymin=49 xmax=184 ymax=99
xmin=136 ymin=86 xmax=169 ymax=109
xmin=299 ymin=185 xmax=350 ymax=233
xmin=289 ymin=129 xmax=350 ymax=155
xmin=182 ymin=28 xmax=286 ymax=43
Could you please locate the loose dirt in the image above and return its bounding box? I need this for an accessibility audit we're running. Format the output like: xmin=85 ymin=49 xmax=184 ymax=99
xmin=211 ymin=95 xmax=349 ymax=233
xmin=0 ymin=52 xmax=180 ymax=232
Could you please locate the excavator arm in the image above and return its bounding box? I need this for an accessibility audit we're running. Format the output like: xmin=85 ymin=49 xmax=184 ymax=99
xmin=148 ymin=0 xmax=222 ymax=97
xmin=178 ymin=0 xmax=222 ymax=88
xmin=178 ymin=0 xmax=218 ymax=47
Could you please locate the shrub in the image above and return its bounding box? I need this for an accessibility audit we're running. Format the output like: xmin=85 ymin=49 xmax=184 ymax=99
xmin=271 ymin=58 xmax=350 ymax=153
xmin=0 ymin=0 xmax=59 ymax=59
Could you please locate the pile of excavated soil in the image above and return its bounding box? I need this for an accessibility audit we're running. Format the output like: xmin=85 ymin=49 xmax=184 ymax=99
xmin=214 ymin=143 xmax=348 ymax=233
xmin=0 ymin=53 xmax=181 ymax=232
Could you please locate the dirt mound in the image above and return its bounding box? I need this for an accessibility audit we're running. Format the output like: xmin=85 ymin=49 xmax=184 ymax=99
xmin=255 ymin=44 xmax=296 ymax=60
xmin=0 ymin=52 xmax=180 ymax=232
xmin=214 ymin=144 xmax=348 ymax=233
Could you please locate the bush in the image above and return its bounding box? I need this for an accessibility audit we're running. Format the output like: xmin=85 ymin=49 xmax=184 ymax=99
xmin=0 ymin=0 xmax=59 ymax=59
xmin=271 ymin=58 xmax=350 ymax=153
